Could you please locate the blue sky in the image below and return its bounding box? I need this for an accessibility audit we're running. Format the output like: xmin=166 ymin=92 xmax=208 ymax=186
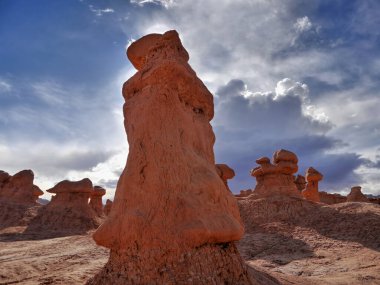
xmin=1 ymin=0 xmax=380 ymax=199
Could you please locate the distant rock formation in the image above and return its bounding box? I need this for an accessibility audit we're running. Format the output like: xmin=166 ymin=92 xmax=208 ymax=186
xmin=216 ymin=163 xmax=235 ymax=191
xmin=301 ymin=167 xmax=323 ymax=202
xmin=89 ymin=186 xmax=106 ymax=216
xmin=103 ymin=199 xmax=113 ymax=216
xmin=319 ymin=191 xmax=346 ymax=204
xmin=250 ymin=149 xmax=302 ymax=198
xmin=347 ymin=186 xmax=369 ymax=202
xmin=235 ymin=189 xmax=254 ymax=198
xmin=27 ymin=178 xmax=102 ymax=235
xmin=294 ymin=174 xmax=306 ymax=192
xmin=88 ymin=30 xmax=251 ymax=284
xmin=0 ymin=170 xmax=43 ymax=204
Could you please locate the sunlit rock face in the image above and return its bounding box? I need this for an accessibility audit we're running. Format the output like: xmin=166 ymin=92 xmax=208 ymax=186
xmin=347 ymin=186 xmax=369 ymax=202
xmin=302 ymin=167 xmax=323 ymax=203
xmin=88 ymin=30 xmax=251 ymax=285
xmin=250 ymin=149 xmax=302 ymax=198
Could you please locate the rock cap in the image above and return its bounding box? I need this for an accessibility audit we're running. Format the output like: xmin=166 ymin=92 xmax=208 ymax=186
xmin=47 ymin=178 xmax=93 ymax=194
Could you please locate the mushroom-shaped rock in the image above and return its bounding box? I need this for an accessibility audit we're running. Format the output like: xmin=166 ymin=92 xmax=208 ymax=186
xmin=347 ymin=186 xmax=369 ymax=202
xmin=294 ymin=174 xmax=306 ymax=192
xmin=103 ymin=199 xmax=113 ymax=216
xmin=302 ymin=167 xmax=323 ymax=202
xmin=216 ymin=163 xmax=235 ymax=191
xmin=0 ymin=169 xmax=43 ymax=204
xmin=87 ymin=30 xmax=250 ymax=285
xmin=89 ymin=186 xmax=106 ymax=216
xmin=250 ymin=149 xmax=301 ymax=198
xmin=28 ymin=178 xmax=102 ymax=234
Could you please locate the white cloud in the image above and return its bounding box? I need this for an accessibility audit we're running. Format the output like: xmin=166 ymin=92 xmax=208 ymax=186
xmin=294 ymin=16 xmax=313 ymax=33
xmin=88 ymin=5 xmax=114 ymax=16
xmin=274 ymin=78 xmax=309 ymax=100
xmin=130 ymin=0 xmax=176 ymax=9
xmin=0 ymin=78 xmax=12 ymax=93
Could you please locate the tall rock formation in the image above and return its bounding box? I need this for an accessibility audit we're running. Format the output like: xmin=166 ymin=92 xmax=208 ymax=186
xmin=250 ymin=149 xmax=302 ymax=198
xmin=301 ymin=167 xmax=323 ymax=202
xmin=347 ymin=186 xmax=369 ymax=202
xmin=27 ymin=178 xmax=102 ymax=234
xmin=89 ymin=186 xmax=106 ymax=216
xmin=88 ymin=30 xmax=251 ymax=284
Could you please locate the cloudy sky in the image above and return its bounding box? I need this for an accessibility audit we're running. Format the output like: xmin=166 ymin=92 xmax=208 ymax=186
xmin=1 ymin=0 xmax=380 ymax=199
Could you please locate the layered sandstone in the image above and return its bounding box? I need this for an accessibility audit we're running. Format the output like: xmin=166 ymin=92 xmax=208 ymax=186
xmin=88 ymin=30 xmax=250 ymax=284
xmin=27 ymin=178 xmax=102 ymax=234
xmin=250 ymin=150 xmax=302 ymax=198
xmin=103 ymin=199 xmax=113 ymax=216
xmin=89 ymin=186 xmax=106 ymax=216
xmin=346 ymin=186 xmax=369 ymax=202
xmin=301 ymin=167 xmax=323 ymax=202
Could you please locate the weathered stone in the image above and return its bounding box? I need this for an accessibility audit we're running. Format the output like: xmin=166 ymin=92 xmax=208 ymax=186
xmin=346 ymin=186 xmax=369 ymax=202
xmin=319 ymin=191 xmax=346 ymax=205
xmin=103 ymin=199 xmax=113 ymax=216
xmin=89 ymin=186 xmax=106 ymax=216
xmin=216 ymin=163 xmax=235 ymax=191
xmin=302 ymin=167 xmax=322 ymax=202
xmin=250 ymin=149 xmax=301 ymax=198
xmin=89 ymin=30 xmax=250 ymax=284
xmin=294 ymin=174 xmax=306 ymax=192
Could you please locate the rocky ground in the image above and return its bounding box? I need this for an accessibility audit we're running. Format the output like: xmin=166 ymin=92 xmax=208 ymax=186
xmin=0 ymin=200 xmax=379 ymax=285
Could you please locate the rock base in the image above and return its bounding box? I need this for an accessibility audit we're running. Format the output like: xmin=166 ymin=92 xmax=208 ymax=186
xmin=87 ymin=242 xmax=253 ymax=285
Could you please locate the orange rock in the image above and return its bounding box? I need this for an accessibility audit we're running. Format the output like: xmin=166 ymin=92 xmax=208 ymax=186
xmin=0 ymin=170 xmax=43 ymax=204
xmin=294 ymin=174 xmax=306 ymax=192
xmin=235 ymin=189 xmax=253 ymax=198
xmin=250 ymin=149 xmax=302 ymax=198
xmin=302 ymin=167 xmax=322 ymax=202
xmin=88 ymin=30 xmax=250 ymax=284
xmin=89 ymin=186 xmax=106 ymax=216
xmin=346 ymin=186 xmax=369 ymax=202
xmin=27 ymin=178 xmax=102 ymax=234
xmin=216 ymin=163 xmax=235 ymax=191
xmin=103 ymin=199 xmax=113 ymax=216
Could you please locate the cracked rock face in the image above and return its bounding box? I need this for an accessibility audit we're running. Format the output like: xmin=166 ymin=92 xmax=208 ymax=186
xmin=250 ymin=149 xmax=302 ymax=198
xmin=302 ymin=167 xmax=323 ymax=203
xmin=347 ymin=186 xmax=369 ymax=202
xmin=88 ymin=30 xmax=251 ymax=284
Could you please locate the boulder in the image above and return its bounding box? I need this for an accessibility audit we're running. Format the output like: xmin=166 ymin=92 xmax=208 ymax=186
xmin=302 ymin=167 xmax=323 ymax=202
xmin=250 ymin=149 xmax=302 ymax=198
xmin=88 ymin=30 xmax=250 ymax=284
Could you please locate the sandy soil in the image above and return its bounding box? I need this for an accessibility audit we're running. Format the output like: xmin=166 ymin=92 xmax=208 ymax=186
xmin=0 ymin=201 xmax=379 ymax=285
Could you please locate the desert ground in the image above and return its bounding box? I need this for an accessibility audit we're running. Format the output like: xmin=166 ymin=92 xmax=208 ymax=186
xmin=1 ymin=199 xmax=379 ymax=285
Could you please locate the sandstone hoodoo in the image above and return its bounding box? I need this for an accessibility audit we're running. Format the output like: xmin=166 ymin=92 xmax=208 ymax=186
xmin=294 ymin=174 xmax=306 ymax=192
xmin=250 ymin=149 xmax=302 ymax=198
xmin=88 ymin=30 xmax=251 ymax=284
xmin=28 ymin=178 xmax=102 ymax=234
xmin=216 ymin=163 xmax=235 ymax=191
xmin=0 ymin=169 xmax=43 ymax=204
xmin=301 ymin=167 xmax=323 ymax=202
xmin=346 ymin=186 xmax=369 ymax=202
xmin=89 ymin=186 xmax=106 ymax=216
xmin=103 ymin=199 xmax=113 ymax=216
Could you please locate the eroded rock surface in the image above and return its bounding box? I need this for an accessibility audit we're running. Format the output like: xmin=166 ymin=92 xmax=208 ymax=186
xmin=88 ymin=30 xmax=251 ymax=284
xmin=319 ymin=191 xmax=346 ymax=205
xmin=216 ymin=163 xmax=235 ymax=191
xmin=301 ymin=167 xmax=322 ymax=202
xmin=90 ymin=186 xmax=106 ymax=216
xmin=250 ymin=150 xmax=301 ymax=198
xmin=27 ymin=178 xmax=102 ymax=235
xmin=294 ymin=174 xmax=306 ymax=192
xmin=103 ymin=199 xmax=113 ymax=216
xmin=347 ymin=186 xmax=369 ymax=203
